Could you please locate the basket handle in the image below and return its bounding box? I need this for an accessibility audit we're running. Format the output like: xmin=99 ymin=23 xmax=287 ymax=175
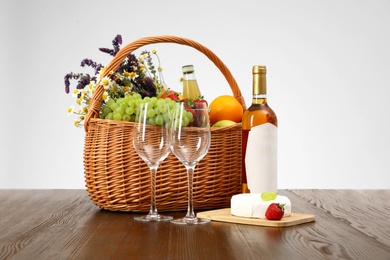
xmin=84 ymin=35 xmax=245 ymax=132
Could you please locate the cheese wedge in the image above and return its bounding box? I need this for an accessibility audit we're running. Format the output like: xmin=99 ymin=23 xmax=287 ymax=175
xmin=231 ymin=193 xmax=291 ymax=219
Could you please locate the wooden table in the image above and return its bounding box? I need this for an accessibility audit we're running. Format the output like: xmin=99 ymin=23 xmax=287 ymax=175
xmin=1 ymin=190 xmax=389 ymax=259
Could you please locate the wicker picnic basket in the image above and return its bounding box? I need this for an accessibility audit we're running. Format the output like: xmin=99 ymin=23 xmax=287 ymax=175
xmin=83 ymin=35 xmax=246 ymax=212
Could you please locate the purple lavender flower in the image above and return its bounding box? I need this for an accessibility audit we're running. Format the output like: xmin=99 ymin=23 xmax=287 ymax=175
xmin=80 ymin=59 xmax=104 ymax=75
xmin=113 ymin=34 xmax=122 ymax=55
xmin=117 ymin=54 xmax=138 ymax=73
xmin=64 ymin=72 xmax=93 ymax=93
xmin=77 ymin=74 xmax=91 ymax=89
xmin=98 ymin=47 xmax=114 ymax=56
xmin=64 ymin=34 xmax=161 ymax=101
xmin=64 ymin=74 xmax=71 ymax=94
xmin=64 ymin=72 xmax=81 ymax=93
xmin=65 ymin=35 xmax=125 ymax=95
xmin=99 ymin=34 xmax=123 ymax=56
xmin=142 ymin=77 xmax=157 ymax=97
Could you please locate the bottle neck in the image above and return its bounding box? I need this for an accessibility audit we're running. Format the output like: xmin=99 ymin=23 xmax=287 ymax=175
xmin=183 ymin=72 xmax=196 ymax=81
xmin=252 ymin=94 xmax=267 ymax=104
xmin=252 ymin=69 xmax=267 ymax=104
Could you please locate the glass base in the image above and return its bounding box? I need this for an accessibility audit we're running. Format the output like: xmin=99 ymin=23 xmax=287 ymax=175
xmin=134 ymin=214 xmax=173 ymax=222
xmin=171 ymin=217 xmax=210 ymax=225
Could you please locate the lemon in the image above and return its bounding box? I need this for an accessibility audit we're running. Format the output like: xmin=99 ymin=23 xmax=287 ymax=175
xmin=212 ymin=119 xmax=236 ymax=127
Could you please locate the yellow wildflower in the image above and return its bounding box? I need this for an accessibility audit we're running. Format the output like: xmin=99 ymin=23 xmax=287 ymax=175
xmin=81 ymin=90 xmax=87 ymax=97
xmin=67 ymin=105 xmax=74 ymax=116
xmin=129 ymin=72 xmax=138 ymax=79
xmin=98 ymin=67 xmax=106 ymax=78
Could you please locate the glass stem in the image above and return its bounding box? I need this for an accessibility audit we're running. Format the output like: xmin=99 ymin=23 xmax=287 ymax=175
xmin=185 ymin=165 xmax=196 ymax=219
xmin=149 ymin=165 xmax=158 ymax=216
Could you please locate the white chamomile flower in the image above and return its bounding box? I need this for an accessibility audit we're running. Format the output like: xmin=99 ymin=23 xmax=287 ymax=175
xmin=100 ymin=76 xmax=111 ymax=90
xmin=102 ymin=91 xmax=109 ymax=102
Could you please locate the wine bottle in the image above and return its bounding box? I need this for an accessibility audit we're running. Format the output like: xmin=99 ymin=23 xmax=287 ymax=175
xmin=182 ymin=65 xmax=202 ymax=99
xmin=241 ymin=65 xmax=278 ymax=194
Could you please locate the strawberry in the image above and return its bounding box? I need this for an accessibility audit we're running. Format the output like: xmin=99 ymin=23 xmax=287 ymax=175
xmin=265 ymin=203 xmax=285 ymax=220
xmin=181 ymin=96 xmax=208 ymax=108
xmin=194 ymin=98 xmax=208 ymax=109
xmin=159 ymin=90 xmax=180 ymax=101
xmin=180 ymin=96 xmax=209 ymax=127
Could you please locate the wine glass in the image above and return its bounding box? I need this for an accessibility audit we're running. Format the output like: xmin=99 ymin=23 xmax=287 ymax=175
xmin=170 ymin=102 xmax=211 ymax=225
xmin=133 ymin=102 xmax=173 ymax=222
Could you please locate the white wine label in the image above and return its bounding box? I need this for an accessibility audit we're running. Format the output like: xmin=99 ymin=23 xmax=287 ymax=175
xmin=245 ymin=123 xmax=277 ymax=193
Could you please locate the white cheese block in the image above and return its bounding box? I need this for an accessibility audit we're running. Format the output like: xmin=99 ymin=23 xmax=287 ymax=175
xmin=231 ymin=193 xmax=291 ymax=219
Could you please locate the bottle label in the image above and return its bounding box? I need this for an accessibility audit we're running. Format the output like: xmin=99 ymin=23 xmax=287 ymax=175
xmin=245 ymin=123 xmax=277 ymax=193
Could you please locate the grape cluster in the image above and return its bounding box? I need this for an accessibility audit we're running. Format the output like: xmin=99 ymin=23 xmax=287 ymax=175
xmin=101 ymin=94 xmax=194 ymax=126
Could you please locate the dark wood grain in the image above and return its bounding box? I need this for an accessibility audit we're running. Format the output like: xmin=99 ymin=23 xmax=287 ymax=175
xmin=281 ymin=190 xmax=390 ymax=259
xmin=1 ymin=189 xmax=390 ymax=259
xmin=289 ymin=189 xmax=390 ymax=247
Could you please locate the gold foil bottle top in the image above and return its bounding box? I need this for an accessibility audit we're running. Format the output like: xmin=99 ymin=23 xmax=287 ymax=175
xmin=182 ymin=65 xmax=195 ymax=74
xmin=252 ymin=65 xmax=267 ymax=95
xmin=253 ymin=65 xmax=267 ymax=74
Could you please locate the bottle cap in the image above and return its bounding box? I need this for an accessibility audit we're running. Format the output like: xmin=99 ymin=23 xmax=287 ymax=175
xmin=182 ymin=65 xmax=195 ymax=74
xmin=253 ymin=65 xmax=266 ymax=74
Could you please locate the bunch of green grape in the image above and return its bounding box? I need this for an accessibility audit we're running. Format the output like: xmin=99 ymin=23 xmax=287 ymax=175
xmin=100 ymin=93 xmax=194 ymax=126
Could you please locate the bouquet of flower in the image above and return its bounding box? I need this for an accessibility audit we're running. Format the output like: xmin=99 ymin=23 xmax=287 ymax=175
xmin=64 ymin=34 xmax=178 ymax=127
xmin=66 ymin=35 xmax=216 ymax=129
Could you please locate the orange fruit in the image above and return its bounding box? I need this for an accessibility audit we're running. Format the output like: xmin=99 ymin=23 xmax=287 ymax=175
xmin=209 ymin=95 xmax=243 ymax=124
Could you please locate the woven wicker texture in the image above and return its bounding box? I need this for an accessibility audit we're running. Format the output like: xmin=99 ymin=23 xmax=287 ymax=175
xmin=84 ymin=35 xmax=245 ymax=212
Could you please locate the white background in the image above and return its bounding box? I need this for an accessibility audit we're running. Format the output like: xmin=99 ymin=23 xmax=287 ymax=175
xmin=1 ymin=0 xmax=389 ymax=189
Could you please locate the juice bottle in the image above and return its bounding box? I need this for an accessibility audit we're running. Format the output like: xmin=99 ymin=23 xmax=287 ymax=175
xmin=182 ymin=65 xmax=201 ymax=99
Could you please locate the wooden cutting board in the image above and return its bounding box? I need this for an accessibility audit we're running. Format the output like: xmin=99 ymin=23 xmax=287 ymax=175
xmin=197 ymin=208 xmax=315 ymax=227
